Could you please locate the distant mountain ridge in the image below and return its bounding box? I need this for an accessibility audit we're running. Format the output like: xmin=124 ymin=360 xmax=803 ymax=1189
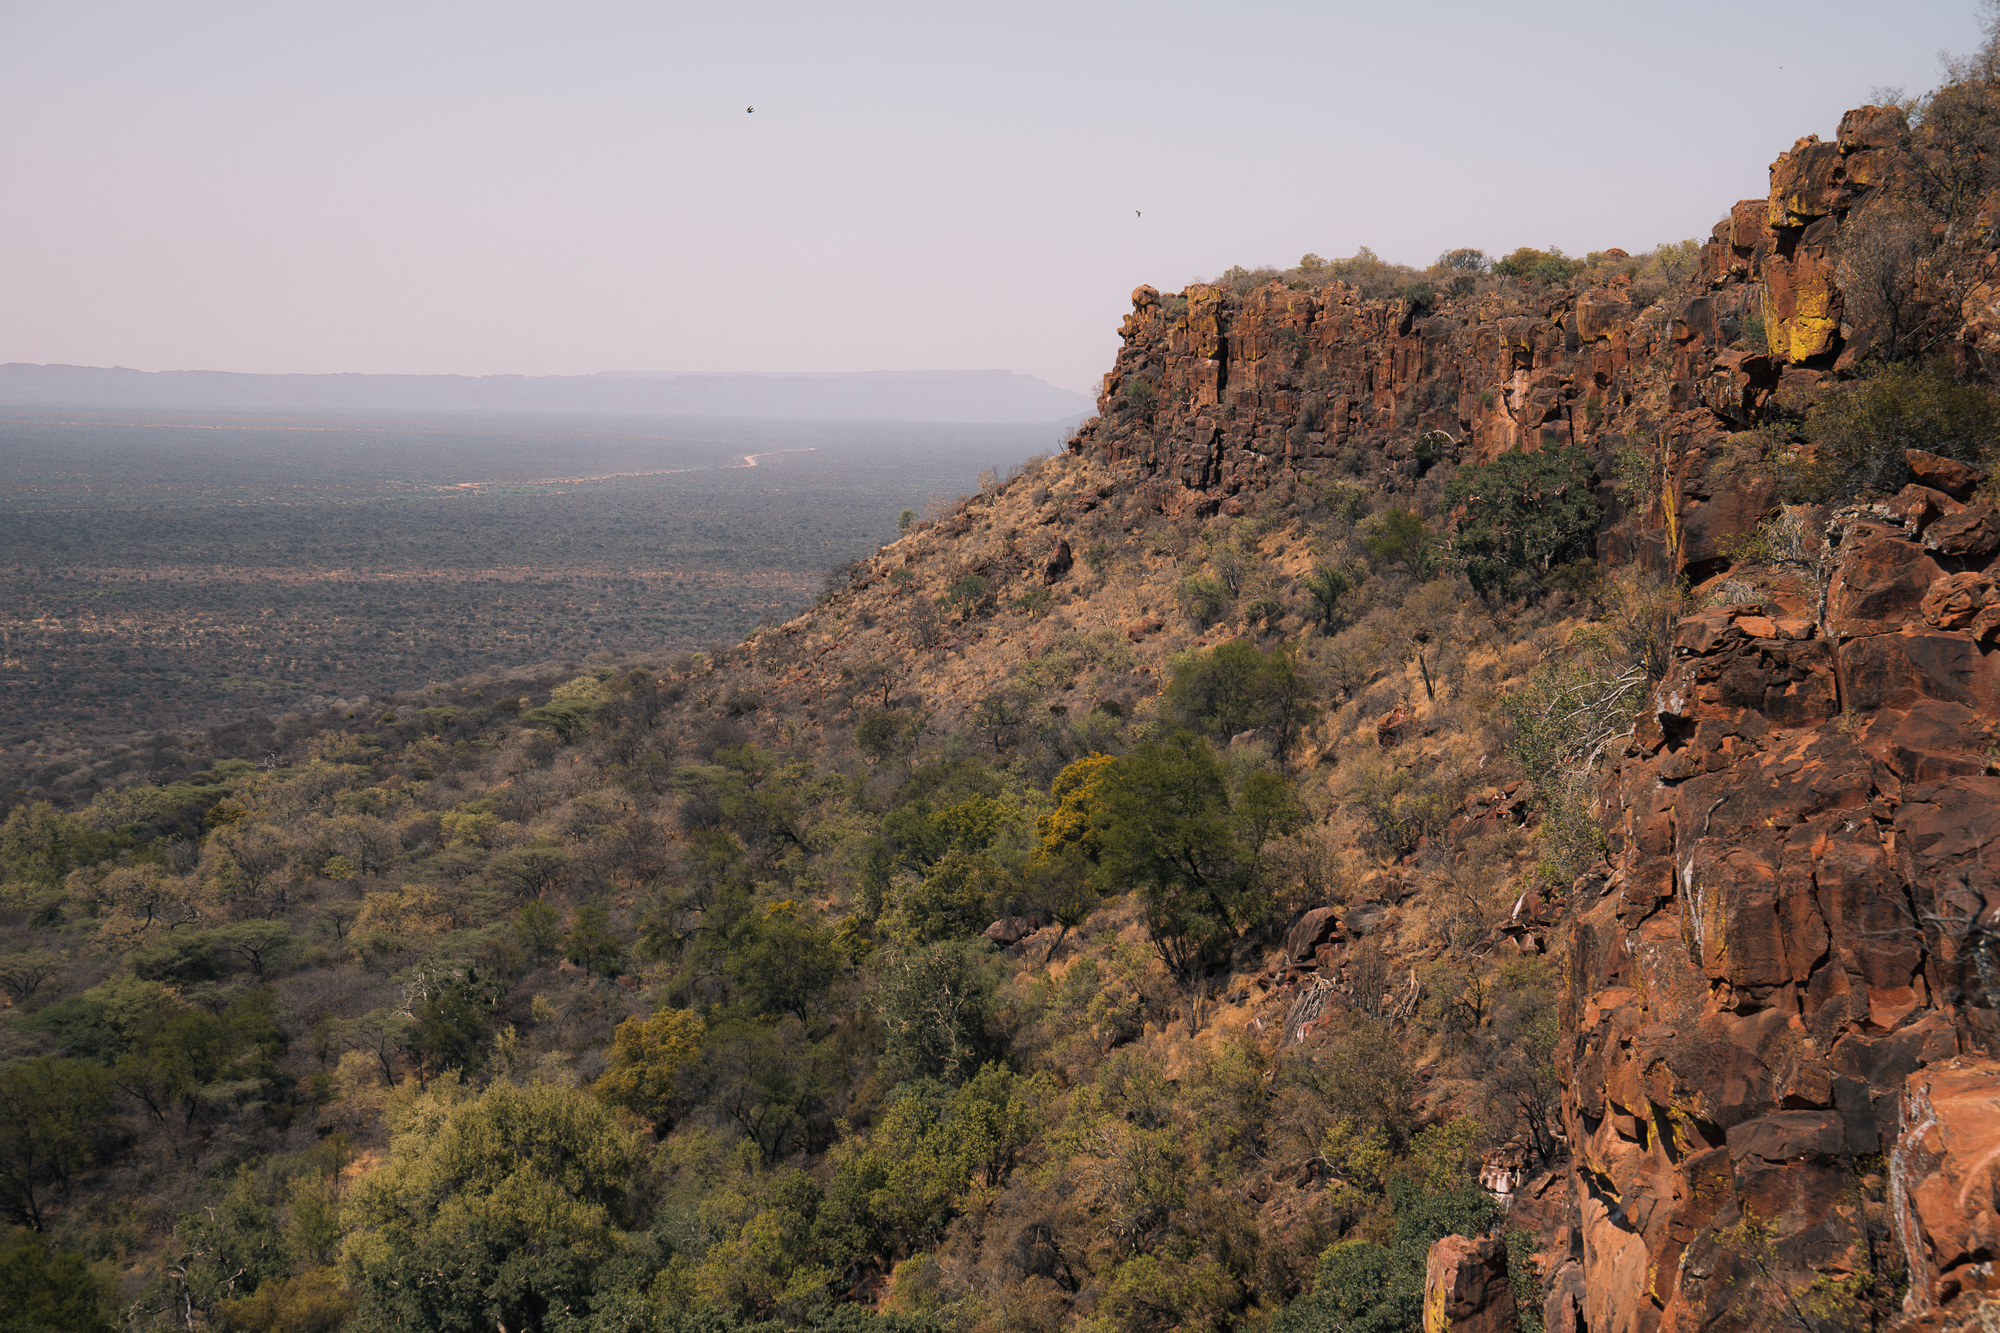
xmin=0 ymin=363 xmax=1094 ymax=423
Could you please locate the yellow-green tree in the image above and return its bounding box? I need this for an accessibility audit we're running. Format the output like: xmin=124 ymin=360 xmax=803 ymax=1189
xmin=593 ymin=1006 xmax=705 ymax=1130
xmin=341 ymin=1079 xmax=652 ymax=1332
xmin=1037 ymin=753 xmax=1118 ymax=862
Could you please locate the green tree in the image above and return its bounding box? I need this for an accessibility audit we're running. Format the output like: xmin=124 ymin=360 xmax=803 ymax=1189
xmin=1794 ymin=358 xmax=2000 ymax=500
xmin=402 ymin=968 xmax=499 ymax=1080
xmin=701 ymin=1016 xmax=839 ymax=1161
xmin=855 ymin=708 xmax=922 ymax=766
xmin=342 ymin=1079 xmax=653 ymax=1333
xmin=1301 ymin=564 xmax=1355 ymax=635
xmin=1443 ymin=445 xmax=1599 ymax=600
xmin=520 ymin=695 xmax=601 ymax=743
xmin=868 ymin=939 xmax=1005 ymax=1086
xmin=1270 ymin=1173 xmax=1500 ymax=1333
xmin=0 ymin=803 xmax=105 ymax=896
xmin=113 ymin=988 xmax=284 ymax=1141
xmin=0 ymin=1228 xmax=115 ymax=1333
xmin=489 ymin=845 xmax=570 ymax=901
xmin=1094 ymin=735 xmax=1299 ymax=977
xmin=564 ymin=902 xmax=627 ymax=977
xmin=817 ymin=1066 xmax=1049 ymax=1270
xmin=0 ymin=1056 xmax=114 ymax=1231
xmin=731 ymin=901 xmax=845 ymax=1021
xmin=1361 ymin=508 xmax=1436 ymax=577
xmin=515 ymin=898 xmax=561 ymax=965
xmin=1163 ymin=640 xmax=1320 ymax=753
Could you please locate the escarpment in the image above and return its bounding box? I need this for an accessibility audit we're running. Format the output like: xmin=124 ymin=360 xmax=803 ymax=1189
xmin=1058 ymin=101 xmax=2000 ymax=1333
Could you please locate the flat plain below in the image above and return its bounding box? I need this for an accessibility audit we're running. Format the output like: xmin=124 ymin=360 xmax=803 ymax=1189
xmin=0 ymin=406 xmax=1062 ymax=786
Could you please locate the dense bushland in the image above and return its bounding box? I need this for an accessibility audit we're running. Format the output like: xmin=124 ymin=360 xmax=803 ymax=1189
xmin=0 ymin=408 xmax=1682 ymax=1333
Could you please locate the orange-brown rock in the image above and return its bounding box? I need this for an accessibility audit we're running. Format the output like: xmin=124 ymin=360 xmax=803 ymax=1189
xmin=1423 ymin=1234 xmax=1519 ymax=1333
xmin=1906 ymin=449 xmax=1987 ymax=500
xmin=1922 ymin=571 xmax=2000 ymax=641
xmin=1565 ymin=508 xmax=2000 ymax=1333
xmin=1042 ymin=537 xmax=1074 ymax=585
xmin=1052 ymin=96 xmax=2000 ymax=1333
xmin=1285 ymin=906 xmax=1343 ymax=963
xmin=1124 ymin=615 xmax=1163 ymax=642
xmin=1924 ymin=504 xmax=2000 ymax=560
xmin=1891 ymin=1059 xmax=2000 ymax=1312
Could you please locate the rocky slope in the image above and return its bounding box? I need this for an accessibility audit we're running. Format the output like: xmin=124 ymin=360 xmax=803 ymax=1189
xmin=1053 ymin=103 xmax=2000 ymax=1333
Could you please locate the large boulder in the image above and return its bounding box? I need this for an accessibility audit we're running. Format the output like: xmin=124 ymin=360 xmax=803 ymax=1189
xmin=1924 ymin=504 xmax=2000 ymax=560
xmin=1042 ymin=538 xmax=1075 ymax=585
xmin=1906 ymin=449 xmax=1987 ymax=500
xmin=1892 ymin=1060 xmax=2000 ymax=1312
xmin=1285 ymin=906 xmax=1342 ymax=962
xmin=1422 ymin=1234 xmax=1518 ymax=1333
xmin=1922 ymin=571 xmax=2000 ymax=642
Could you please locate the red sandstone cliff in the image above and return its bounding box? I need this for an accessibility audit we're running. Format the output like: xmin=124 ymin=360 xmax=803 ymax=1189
xmin=1067 ymin=103 xmax=2000 ymax=1333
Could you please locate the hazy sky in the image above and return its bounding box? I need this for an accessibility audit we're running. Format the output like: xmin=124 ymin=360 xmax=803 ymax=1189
xmin=1 ymin=1 xmax=1988 ymax=394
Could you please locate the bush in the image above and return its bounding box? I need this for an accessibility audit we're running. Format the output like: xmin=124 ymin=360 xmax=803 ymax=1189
xmin=1177 ymin=573 xmax=1232 ymax=628
xmin=1361 ymin=509 xmax=1436 ymax=576
xmin=595 ymin=1007 xmax=705 ymax=1129
xmin=944 ymin=575 xmax=994 ymax=617
xmin=343 ymin=1081 xmax=653 ymax=1333
xmin=1302 ymin=564 xmax=1356 ymax=634
xmin=1795 ymin=359 xmax=2000 ymax=501
xmin=0 ymin=1229 xmax=115 ymax=1333
xmin=1091 ymin=733 xmax=1301 ymax=977
xmin=1492 ymin=246 xmax=1570 ymax=282
xmin=1268 ymin=1175 xmax=1500 ymax=1333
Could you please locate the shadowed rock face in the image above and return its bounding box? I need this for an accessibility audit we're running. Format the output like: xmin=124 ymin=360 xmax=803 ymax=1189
xmin=1065 ymin=102 xmax=2000 ymax=1333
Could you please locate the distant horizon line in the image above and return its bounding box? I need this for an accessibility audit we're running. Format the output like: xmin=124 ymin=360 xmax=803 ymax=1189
xmin=2 ymin=362 xmax=1072 ymax=383
xmin=0 ymin=361 xmax=1097 ymax=424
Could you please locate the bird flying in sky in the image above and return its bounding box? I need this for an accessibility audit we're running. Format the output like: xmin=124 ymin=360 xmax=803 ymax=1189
xmin=746 ymin=106 xmax=754 ymax=113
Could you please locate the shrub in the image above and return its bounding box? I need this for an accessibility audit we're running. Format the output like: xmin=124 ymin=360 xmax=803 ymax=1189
xmin=944 ymin=574 xmax=994 ymax=617
xmin=1796 ymin=359 xmax=2000 ymax=501
xmin=1609 ymin=444 xmax=1657 ymax=507
xmin=1093 ymin=734 xmax=1300 ymax=977
xmin=1303 ymin=564 xmax=1356 ymax=634
xmin=1736 ymin=308 xmax=1768 ymax=354
xmin=1530 ymin=254 xmax=1572 ymax=285
xmin=594 ymin=1007 xmax=705 ymax=1129
xmin=1360 ymin=508 xmax=1436 ymax=577
xmin=1012 ymin=588 xmax=1053 ymax=616
xmin=0 ymin=1230 xmax=115 ymax=1333
xmin=343 ymin=1081 xmax=652 ymax=1332
xmin=1268 ymin=1174 xmax=1500 ymax=1333
xmin=1177 ymin=573 xmax=1232 ymax=628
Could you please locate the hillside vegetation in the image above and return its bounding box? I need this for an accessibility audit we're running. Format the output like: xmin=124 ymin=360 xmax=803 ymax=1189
xmin=12 ymin=34 xmax=2000 ymax=1333
xmin=0 ymin=432 xmax=1662 ymax=1333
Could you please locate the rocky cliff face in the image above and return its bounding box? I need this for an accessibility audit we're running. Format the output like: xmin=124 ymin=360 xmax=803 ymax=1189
xmin=1068 ymin=103 xmax=2000 ymax=1333
xmin=1563 ymin=490 xmax=2000 ymax=1333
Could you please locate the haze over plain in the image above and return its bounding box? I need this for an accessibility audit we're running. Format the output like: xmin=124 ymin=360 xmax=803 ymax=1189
xmin=0 ymin=0 xmax=1989 ymax=396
